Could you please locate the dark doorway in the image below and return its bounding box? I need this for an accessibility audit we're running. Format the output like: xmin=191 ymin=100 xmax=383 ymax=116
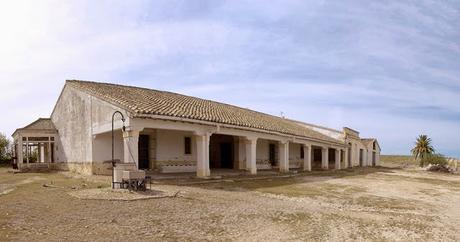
xmin=220 ymin=143 xmax=233 ymax=169
xmin=312 ymin=147 xmax=322 ymax=169
xmin=138 ymin=135 xmax=149 ymax=169
xmin=328 ymin=148 xmax=335 ymax=168
xmin=340 ymin=150 xmax=344 ymax=167
xmin=372 ymin=152 xmax=376 ymax=166
xmin=269 ymin=143 xmax=276 ymax=166
xmin=209 ymin=134 xmax=235 ymax=169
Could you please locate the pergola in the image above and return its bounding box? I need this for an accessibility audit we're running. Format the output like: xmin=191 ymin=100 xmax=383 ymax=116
xmin=12 ymin=118 xmax=57 ymax=169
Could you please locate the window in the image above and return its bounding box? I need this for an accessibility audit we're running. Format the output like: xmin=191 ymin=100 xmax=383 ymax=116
xmin=300 ymin=146 xmax=304 ymax=159
xmin=28 ymin=137 xmax=49 ymax=142
xmin=184 ymin=137 xmax=192 ymax=155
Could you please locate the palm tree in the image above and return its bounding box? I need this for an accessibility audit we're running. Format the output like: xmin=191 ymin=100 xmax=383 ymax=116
xmin=411 ymin=135 xmax=435 ymax=160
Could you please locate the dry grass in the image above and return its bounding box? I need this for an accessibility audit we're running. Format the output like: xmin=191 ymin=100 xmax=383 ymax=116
xmin=1 ymin=166 xmax=459 ymax=241
xmin=380 ymin=155 xmax=417 ymax=168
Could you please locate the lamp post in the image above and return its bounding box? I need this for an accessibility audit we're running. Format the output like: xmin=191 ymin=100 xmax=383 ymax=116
xmin=112 ymin=111 xmax=126 ymax=189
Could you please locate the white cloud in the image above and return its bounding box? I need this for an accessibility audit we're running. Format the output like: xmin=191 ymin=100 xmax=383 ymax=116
xmin=0 ymin=0 xmax=459 ymax=157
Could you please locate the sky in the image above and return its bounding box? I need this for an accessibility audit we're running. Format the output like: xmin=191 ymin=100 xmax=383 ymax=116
xmin=0 ymin=0 xmax=459 ymax=157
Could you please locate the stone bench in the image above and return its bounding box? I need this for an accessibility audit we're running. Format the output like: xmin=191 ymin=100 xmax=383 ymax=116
xmin=256 ymin=164 xmax=272 ymax=170
xmin=160 ymin=165 xmax=197 ymax=173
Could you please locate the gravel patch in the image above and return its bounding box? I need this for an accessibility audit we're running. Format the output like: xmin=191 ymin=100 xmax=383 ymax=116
xmin=0 ymin=184 xmax=15 ymax=196
xmin=1 ymin=167 xmax=459 ymax=241
xmin=68 ymin=187 xmax=180 ymax=201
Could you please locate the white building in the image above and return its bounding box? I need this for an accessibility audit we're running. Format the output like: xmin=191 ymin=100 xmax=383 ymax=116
xmin=12 ymin=80 xmax=381 ymax=176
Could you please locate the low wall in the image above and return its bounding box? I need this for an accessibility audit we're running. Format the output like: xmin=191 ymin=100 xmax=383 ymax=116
xmin=19 ymin=162 xmax=112 ymax=176
xmin=156 ymin=160 xmax=197 ymax=173
xmin=56 ymin=162 xmax=113 ymax=175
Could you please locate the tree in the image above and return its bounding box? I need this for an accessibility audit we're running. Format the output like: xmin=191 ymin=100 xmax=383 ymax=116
xmin=0 ymin=133 xmax=11 ymax=162
xmin=411 ymin=135 xmax=435 ymax=161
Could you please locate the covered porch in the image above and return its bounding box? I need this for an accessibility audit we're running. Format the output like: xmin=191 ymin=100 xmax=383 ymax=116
xmin=95 ymin=117 xmax=349 ymax=178
xmin=12 ymin=118 xmax=57 ymax=170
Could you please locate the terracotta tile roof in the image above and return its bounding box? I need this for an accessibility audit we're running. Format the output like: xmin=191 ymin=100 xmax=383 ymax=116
xmin=12 ymin=118 xmax=57 ymax=137
xmin=67 ymin=80 xmax=343 ymax=144
xmin=21 ymin=118 xmax=56 ymax=130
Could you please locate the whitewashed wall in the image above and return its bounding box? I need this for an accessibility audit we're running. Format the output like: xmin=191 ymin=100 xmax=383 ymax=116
xmin=256 ymin=139 xmax=270 ymax=163
xmin=289 ymin=143 xmax=302 ymax=167
xmin=91 ymin=95 xmax=128 ymax=128
xmin=51 ymin=86 xmax=93 ymax=163
xmin=92 ymin=131 xmax=124 ymax=164
xmin=348 ymin=140 xmax=366 ymax=167
xmin=155 ymin=129 xmax=197 ymax=166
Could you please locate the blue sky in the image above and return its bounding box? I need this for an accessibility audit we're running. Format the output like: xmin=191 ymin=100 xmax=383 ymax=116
xmin=0 ymin=1 xmax=459 ymax=157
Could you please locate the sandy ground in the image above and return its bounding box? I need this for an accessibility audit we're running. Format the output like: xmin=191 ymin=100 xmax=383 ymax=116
xmin=0 ymin=166 xmax=459 ymax=241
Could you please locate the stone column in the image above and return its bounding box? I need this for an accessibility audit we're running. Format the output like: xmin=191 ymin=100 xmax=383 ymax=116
xmin=343 ymin=148 xmax=348 ymax=169
xmin=279 ymin=141 xmax=289 ymax=173
xmin=238 ymin=137 xmax=246 ymax=170
xmin=245 ymin=137 xmax=258 ymax=175
xmin=39 ymin=144 xmax=45 ymax=163
xmin=195 ymin=133 xmax=211 ymax=178
xmin=364 ymin=149 xmax=368 ymax=167
xmin=353 ymin=144 xmax=357 ymax=167
xmin=47 ymin=141 xmax=52 ymax=163
xmin=123 ymin=129 xmax=140 ymax=167
xmin=17 ymin=135 xmax=23 ymax=165
xmin=321 ymin=147 xmax=328 ymax=169
xmin=335 ymin=149 xmax=341 ymax=170
xmin=26 ymin=137 xmax=29 ymax=164
xmin=302 ymin=144 xmax=312 ymax=171
xmin=355 ymin=144 xmax=358 ymax=166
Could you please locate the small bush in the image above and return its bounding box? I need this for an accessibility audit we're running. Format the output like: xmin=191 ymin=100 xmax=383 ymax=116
xmin=419 ymin=153 xmax=447 ymax=167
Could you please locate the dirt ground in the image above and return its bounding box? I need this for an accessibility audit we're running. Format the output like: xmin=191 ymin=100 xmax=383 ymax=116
xmin=0 ymin=165 xmax=459 ymax=241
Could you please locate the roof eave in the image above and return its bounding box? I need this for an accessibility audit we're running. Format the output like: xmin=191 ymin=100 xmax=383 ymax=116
xmin=133 ymin=114 xmax=345 ymax=146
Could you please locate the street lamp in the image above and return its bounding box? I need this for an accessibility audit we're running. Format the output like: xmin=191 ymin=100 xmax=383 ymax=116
xmin=112 ymin=111 xmax=126 ymax=189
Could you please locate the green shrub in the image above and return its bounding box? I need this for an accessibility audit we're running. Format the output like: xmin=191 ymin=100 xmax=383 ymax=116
xmin=419 ymin=153 xmax=447 ymax=167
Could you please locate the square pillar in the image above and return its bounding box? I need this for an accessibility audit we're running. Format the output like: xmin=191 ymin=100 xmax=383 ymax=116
xmin=238 ymin=137 xmax=246 ymax=170
xmin=302 ymin=144 xmax=311 ymax=171
xmin=351 ymin=144 xmax=355 ymax=166
xmin=321 ymin=147 xmax=328 ymax=169
xmin=195 ymin=133 xmax=211 ymax=178
xmin=279 ymin=141 xmax=289 ymax=173
xmin=366 ymin=149 xmax=370 ymax=166
xmin=363 ymin=149 xmax=367 ymax=167
xmin=26 ymin=137 xmax=29 ymax=164
xmin=47 ymin=141 xmax=52 ymax=163
xmin=17 ymin=136 xmax=23 ymax=165
xmin=343 ymin=149 xmax=348 ymax=169
xmin=245 ymin=137 xmax=258 ymax=175
xmin=357 ymin=145 xmax=360 ymax=166
xmin=335 ymin=149 xmax=341 ymax=170
xmin=123 ymin=129 xmax=140 ymax=167
xmin=39 ymin=144 xmax=45 ymax=163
